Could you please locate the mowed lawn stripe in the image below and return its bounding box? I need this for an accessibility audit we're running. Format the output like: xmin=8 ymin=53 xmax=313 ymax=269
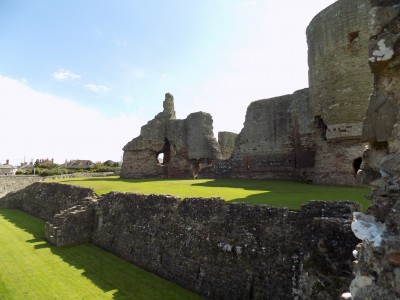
xmin=51 ymin=177 xmax=371 ymax=211
xmin=0 ymin=209 xmax=201 ymax=300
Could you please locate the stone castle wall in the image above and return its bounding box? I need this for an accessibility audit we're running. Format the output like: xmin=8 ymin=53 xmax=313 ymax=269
xmin=206 ymin=89 xmax=315 ymax=181
xmin=120 ymin=1 xmax=374 ymax=186
xmin=306 ymin=0 xmax=373 ymax=185
xmin=307 ymin=0 xmax=373 ymax=138
xmin=0 ymin=182 xmax=361 ymax=299
xmin=349 ymin=1 xmax=400 ymax=299
xmin=0 ymin=175 xmax=43 ymax=198
xmin=121 ymin=93 xmax=222 ymax=179
xmin=0 ymin=182 xmax=96 ymax=221
xmin=218 ymin=131 xmax=237 ymax=159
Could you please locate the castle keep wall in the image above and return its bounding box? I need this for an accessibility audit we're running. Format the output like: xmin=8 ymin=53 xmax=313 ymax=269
xmin=215 ymin=89 xmax=315 ymax=180
xmin=307 ymin=0 xmax=372 ymax=139
xmin=306 ymin=0 xmax=373 ymax=185
xmin=0 ymin=182 xmax=360 ymax=299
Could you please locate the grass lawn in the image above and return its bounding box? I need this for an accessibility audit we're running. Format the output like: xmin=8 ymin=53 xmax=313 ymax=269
xmin=50 ymin=177 xmax=371 ymax=211
xmin=0 ymin=209 xmax=201 ymax=300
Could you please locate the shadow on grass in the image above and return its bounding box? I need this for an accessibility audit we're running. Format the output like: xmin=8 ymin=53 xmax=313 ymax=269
xmin=53 ymin=176 xmax=174 ymax=184
xmin=0 ymin=209 xmax=200 ymax=300
xmin=53 ymin=177 xmax=370 ymax=210
xmin=191 ymin=179 xmax=307 ymax=209
xmin=191 ymin=179 xmax=371 ymax=210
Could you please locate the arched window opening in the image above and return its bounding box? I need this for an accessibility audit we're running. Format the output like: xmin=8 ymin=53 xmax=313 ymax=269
xmin=157 ymin=153 xmax=164 ymax=164
xmin=353 ymin=157 xmax=362 ymax=176
xmin=156 ymin=138 xmax=171 ymax=165
xmin=314 ymin=116 xmax=327 ymax=140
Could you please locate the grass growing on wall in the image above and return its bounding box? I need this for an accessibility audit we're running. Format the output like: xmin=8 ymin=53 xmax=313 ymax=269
xmin=51 ymin=177 xmax=371 ymax=211
xmin=0 ymin=209 xmax=201 ymax=300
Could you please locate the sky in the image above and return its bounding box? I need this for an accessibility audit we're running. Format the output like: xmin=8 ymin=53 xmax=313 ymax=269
xmin=1 ymin=0 xmax=337 ymax=165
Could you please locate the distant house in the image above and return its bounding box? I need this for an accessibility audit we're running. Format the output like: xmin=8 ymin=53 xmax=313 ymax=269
xmin=61 ymin=160 xmax=95 ymax=170
xmin=37 ymin=158 xmax=55 ymax=164
xmin=0 ymin=160 xmax=17 ymax=175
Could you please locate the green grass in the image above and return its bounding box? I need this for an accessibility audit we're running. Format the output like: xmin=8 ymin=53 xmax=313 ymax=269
xmin=0 ymin=209 xmax=201 ymax=300
xmin=50 ymin=177 xmax=371 ymax=211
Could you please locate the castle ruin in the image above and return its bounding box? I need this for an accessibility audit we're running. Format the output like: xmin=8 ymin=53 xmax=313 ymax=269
xmin=121 ymin=0 xmax=374 ymax=186
xmin=2 ymin=0 xmax=400 ymax=299
xmin=121 ymin=93 xmax=222 ymax=179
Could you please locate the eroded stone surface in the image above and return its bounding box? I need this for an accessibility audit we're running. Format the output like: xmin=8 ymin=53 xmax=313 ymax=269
xmin=218 ymin=131 xmax=237 ymax=159
xmin=349 ymin=1 xmax=400 ymax=299
xmin=0 ymin=182 xmax=360 ymax=300
xmin=121 ymin=93 xmax=222 ymax=178
xmin=207 ymin=89 xmax=316 ymax=181
xmin=307 ymin=0 xmax=373 ymax=186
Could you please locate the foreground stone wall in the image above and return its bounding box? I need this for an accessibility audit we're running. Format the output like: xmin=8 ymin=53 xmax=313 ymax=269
xmin=0 ymin=182 xmax=360 ymax=299
xmin=0 ymin=175 xmax=43 ymax=198
xmin=0 ymin=182 xmax=96 ymax=221
xmin=54 ymin=196 xmax=362 ymax=299
xmin=348 ymin=2 xmax=400 ymax=299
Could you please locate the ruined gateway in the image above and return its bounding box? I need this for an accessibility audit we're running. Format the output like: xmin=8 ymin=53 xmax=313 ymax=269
xmin=121 ymin=0 xmax=373 ymax=186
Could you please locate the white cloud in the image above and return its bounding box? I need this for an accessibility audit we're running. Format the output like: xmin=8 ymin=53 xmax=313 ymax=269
xmin=0 ymin=75 xmax=143 ymax=165
xmin=84 ymin=83 xmax=111 ymax=93
xmin=52 ymin=69 xmax=81 ymax=81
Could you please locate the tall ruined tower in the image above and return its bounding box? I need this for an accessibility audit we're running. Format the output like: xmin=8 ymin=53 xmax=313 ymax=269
xmin=307 ymin=0 xmax=373 ymax=185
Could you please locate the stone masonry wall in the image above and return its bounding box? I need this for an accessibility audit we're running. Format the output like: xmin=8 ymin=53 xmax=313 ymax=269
xmin=0 ymin=175 xmax=43 ymax=198
xmin=312 ymin=138 xmax=367 ymax=186
xmin=0 ymin=182 xmax=96 ymax=221
xmin=307 ymin=0 xmax=372 ymax=137
xmin=121 ymin=93 xmax=222 ymax=179
xmin=306 ymin=0 xmax=373 ymax=186
xmin=56 ymin=195 xmax=362 ymax=299
xmin=0 ymin=182 xmax=361 ymax=299
xmin=347 ymin=2 xmax=400 ymax=299
xmin=217 ymin=89 xmax=315 ymax=181
xmin=218 ymin=131 xmax=238 ymax=159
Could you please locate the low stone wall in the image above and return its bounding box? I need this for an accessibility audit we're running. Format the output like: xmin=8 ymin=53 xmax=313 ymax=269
xmin=0 ymin=182 xmax=361 ymax=299
xmin=0 ymin=182 xmax=96 ymax=221
xmin=0 ymin=175 xmax=43 ymax=198
xmin=46 ymin=172 xmax=115 ymax=180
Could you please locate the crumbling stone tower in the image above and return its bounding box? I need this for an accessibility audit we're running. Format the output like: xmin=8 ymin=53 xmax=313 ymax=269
xmin=307 ymin=0 xmax=373 ymax=185
xmin=121 ymin=93 xmax=222 ymax=178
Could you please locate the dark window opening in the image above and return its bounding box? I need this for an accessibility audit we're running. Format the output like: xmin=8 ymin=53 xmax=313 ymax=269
xmin=314 ymin=116 xmax=327 ymax=140
xmin=348 ymin=31 xmax=359 ymax=43
xmin=156 ymin=138 xmax=171 ymax=165
xmin=348 ymin=31 xmax=360 ymax=52
xmin=192 ymin=162 xmax=201 ymax=179
xmin=353 ymin=157 xmax=362 ymax=176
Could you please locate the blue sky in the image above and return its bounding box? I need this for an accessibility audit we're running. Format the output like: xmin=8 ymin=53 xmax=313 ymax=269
xmin=1 ymin=0 xmax=336 ymax=165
